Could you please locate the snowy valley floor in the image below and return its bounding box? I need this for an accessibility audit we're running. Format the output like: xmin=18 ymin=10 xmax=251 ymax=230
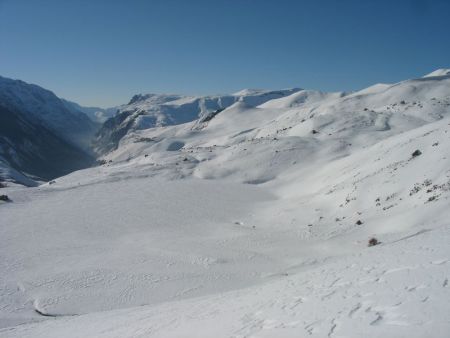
xmin=2 ymin=220 xmax=449 ymax=338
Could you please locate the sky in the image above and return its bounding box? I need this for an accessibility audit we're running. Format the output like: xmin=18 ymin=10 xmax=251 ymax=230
xmin=0 ymin=0 xmax=449 ymax=108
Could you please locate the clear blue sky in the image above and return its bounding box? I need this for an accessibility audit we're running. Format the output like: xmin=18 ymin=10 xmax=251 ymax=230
xmin=0 ymin=0 xmax=449 ymax=107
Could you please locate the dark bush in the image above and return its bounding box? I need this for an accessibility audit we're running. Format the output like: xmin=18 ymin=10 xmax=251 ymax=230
xmin=0 ymin=195 xmax=11 ymax=202
xmin=411 ymin=149 xmax=422 ymax=158
xmin=368 ymin=237 xmax=379 ymax=247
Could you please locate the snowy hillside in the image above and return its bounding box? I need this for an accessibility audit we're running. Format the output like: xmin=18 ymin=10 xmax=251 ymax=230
xmin=0 ymin=105 xmax=94 ymax=185
xmin=0 ymin=70 xmax=449 ymax=337
xmin=94 ymin=88 xmax=301 ymax=154
xmin=0 ymin=76 xmax=97 ymax=148
xmin=0 ymin=76 xmax=96 ymax=184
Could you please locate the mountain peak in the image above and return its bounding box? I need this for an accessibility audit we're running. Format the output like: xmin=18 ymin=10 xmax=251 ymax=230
xmin=423 ymin=68 xmax=450 ymax=78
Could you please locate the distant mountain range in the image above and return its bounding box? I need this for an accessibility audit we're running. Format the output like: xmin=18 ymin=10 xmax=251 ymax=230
xmin=1 ymin=69 xmax=450 ymax=186
xmin=61 ymin=99 xmax=117 ymax=124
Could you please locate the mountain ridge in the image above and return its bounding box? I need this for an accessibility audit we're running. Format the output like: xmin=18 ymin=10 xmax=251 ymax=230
xmin=0 ymin=76 xmax=97 ymax=184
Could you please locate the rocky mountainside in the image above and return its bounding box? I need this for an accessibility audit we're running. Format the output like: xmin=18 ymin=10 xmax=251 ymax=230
xmin=0 ymin=105 xmax=94 ymax=184
xmin=0 ymin=76 xmax=96 ymax=184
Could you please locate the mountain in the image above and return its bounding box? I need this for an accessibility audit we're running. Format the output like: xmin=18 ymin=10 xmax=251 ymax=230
xmin=0 ymin=76 xmax=97 ymax=148
xmin=93 ymin=88 xmax=302 ymax=154
xmin=61 ymin=99 xmax=118 ymax=123
xmin=424 ymin=68 xmax=450 ymax=77
xmin=0 ymin=105 xmax=94 ymax=184
xmin=0 ymin=76 xmax=96 ymax=184
xmin=1 ymin=70 xmax=450 ymax=337
xmin=100 ymin=69 xmax=450 ymax=185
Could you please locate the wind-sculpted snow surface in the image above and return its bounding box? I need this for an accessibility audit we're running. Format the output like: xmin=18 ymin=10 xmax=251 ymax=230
xmin=0 ymin=70 xmax=450 ymax=337
xmin=3 ymin=221 xmax=448 ymax=338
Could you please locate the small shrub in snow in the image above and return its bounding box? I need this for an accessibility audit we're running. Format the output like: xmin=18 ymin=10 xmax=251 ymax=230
xmin=410 ymin=184 xmax=421 ymax=196
xmin=0 ymin=195 xmax=10 ymax=202
xmin=411 ymin=149 xmax=422 ymax=158
xmin=368 ymin=237 xmax=379 ymax=247
xmin=312 ymin=129 xmax=319 ymax=134
xmin=355 ymin=220 xmax=363 ymax=225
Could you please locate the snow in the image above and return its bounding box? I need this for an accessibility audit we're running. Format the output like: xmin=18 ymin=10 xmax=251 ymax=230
xmin=0 ymin=160 xmax=39 ymax=187
xmin=0 ymin=76 xmax=96 ymax=148
xmin=3 ymin=222 xmax=448 ymax=338
xmin=61 ymin=99 xmax=118 ymax=123
xmin=0 ymin=76 xmax=96 ymax=184
xmin=93 ymin=88 xmax=303 ymax=154
xmin=0 ymin=70 xmax=450 ymax=337
xmin=423 ymin=68 xmax=450 ymax=78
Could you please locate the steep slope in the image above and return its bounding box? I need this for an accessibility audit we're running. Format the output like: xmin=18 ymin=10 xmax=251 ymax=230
xmin=0 ymin=105 xmax=94 ymax=184
xmin=0 ymin=76 xmax=97 ymax=148
xmin=61 ymin=99 xmax=118 ymax=123
xmin=0 ymin=76 xmax=97 ymax=183
xmin=0 ymin=70 xmax=449 ymax=337
xmin=93 ymin=89 xmax=301 ymax=154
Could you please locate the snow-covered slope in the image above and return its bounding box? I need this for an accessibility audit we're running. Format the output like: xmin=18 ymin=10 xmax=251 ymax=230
xmin=93 ymin=88 xmax=301 ymax=154
xmin=423 ymin=68 xmax=450 ymax=77
xmin=0 ymin=70 xmax=449 ymax=337
xmin=61 ymin=99 xmax=118 ymax=123
xmin=0 ymin=76 xmax=97 ymax=148
xmin=100 ymin=70 xmax=450 ymax=185
xmin=0 ymin=105 xmax=94 ymax=184
xmin=0 ymin=76 xmax=96 ymax=184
